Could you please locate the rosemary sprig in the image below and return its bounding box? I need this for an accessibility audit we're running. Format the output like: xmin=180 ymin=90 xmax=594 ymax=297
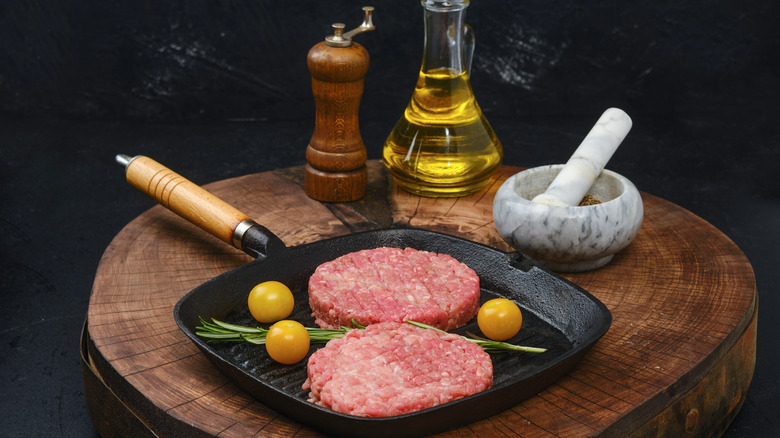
xmin=195 ymin=317 xmax=358 ymax=345
xmin=404 ymin=321 xmax=547 ymax=354
xmin=195 ymin=317 xmax=546 ymax=354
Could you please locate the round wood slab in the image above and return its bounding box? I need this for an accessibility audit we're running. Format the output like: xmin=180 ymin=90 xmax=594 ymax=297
xmin=83 ymin=161 xmax=756 ymax=437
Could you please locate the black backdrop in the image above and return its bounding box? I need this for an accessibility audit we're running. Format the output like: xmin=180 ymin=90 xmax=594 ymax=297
xmin=3 ymin=0 xmax=775 ymax=121
xmin=1 ymin=0 xmax=778 ymax=436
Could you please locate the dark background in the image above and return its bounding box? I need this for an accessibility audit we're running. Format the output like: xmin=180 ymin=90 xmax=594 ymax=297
xmin=1 ymin=0 xmax=778 ymax=436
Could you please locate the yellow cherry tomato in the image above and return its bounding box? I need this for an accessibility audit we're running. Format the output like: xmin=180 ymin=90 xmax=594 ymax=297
xmin=477 ymin=298 xmax=523 ymax=341
xmin=247 ymin=281 xmax=294 ymax=323
xmin=265 ymin=320 xmax=310 ymax=364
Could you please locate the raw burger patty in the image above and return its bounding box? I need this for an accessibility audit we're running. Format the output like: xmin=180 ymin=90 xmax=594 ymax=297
xmin=302 ymin=321 xmax=493 ymax=417
xmin=308 ymin=247 xmax=480 ymax=330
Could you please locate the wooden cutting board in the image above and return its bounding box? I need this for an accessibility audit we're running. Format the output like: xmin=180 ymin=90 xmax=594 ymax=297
xmin=82 ymin=161 xmax=756 ymax=437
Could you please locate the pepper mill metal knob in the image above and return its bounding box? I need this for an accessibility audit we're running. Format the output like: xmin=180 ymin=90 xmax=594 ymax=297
xmin=305 ymin=7 xmax=375 ymax=202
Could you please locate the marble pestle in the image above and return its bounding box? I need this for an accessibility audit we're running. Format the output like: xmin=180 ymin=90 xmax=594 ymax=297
xmin=532 ymin=108 xmax=632 ymax=207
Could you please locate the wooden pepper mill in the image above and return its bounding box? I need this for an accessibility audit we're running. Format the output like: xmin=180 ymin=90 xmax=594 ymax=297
xmin=305 ymin=6 xmax=375 ymax=202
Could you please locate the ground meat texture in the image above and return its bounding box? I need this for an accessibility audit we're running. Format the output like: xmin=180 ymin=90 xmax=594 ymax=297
xmin=302 ymin=322 xmax=493 ymax=417
xmin=308 ymin=247 xmax=480 ymax=330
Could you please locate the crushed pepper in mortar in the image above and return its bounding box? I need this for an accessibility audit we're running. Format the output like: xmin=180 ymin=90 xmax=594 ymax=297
xmin=579 ymin=194 xmax=602 ymax=206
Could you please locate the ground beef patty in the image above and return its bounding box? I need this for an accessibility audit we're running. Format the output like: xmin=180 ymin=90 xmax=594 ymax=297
xmin=308 ymin=247 xmax=480 ymax=330
xmin=302 ymin=322 xmax=493 ymax=417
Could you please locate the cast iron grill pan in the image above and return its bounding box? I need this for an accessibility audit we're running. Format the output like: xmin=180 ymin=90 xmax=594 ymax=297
xmin=118 ymin=155 xmax=612 ymax=438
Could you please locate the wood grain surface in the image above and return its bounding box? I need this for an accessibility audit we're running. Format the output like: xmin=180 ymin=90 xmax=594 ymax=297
xmin=84 ymin=161 xmax=756 ymax=437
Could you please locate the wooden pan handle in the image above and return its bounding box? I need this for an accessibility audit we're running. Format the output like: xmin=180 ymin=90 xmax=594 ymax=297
xmin=117 ymin=155 xmax=251 ymax=248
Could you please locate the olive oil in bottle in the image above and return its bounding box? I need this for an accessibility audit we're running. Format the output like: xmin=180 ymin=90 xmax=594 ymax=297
xmin=383 ymin=67 xmax=503 ymax=197
xmin=382 ymin=0 xmax=503 ymax=197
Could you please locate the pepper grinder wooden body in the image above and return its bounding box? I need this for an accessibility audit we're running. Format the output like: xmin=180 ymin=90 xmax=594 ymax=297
xmin=305 ymin=9 xmax=374 ymax=202
xmin=305 ymin=43 xmax=368 ymax=202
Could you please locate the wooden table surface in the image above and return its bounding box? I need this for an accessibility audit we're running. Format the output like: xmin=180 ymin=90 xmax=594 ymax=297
xmin=82 ymin=161 xmax=757 ymax=437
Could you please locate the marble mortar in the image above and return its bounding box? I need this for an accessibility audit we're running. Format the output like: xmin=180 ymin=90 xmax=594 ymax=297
xmin=493 ymin=164 xmax=643 ymax=272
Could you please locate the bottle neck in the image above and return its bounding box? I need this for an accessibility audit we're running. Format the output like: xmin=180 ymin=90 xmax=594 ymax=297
xmin=420 ymin=1 xmax=470 ymax=75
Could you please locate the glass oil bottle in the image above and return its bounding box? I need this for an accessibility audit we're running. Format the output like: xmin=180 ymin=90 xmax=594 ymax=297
xmin=383 ymin=0 xmax=503 ymax=197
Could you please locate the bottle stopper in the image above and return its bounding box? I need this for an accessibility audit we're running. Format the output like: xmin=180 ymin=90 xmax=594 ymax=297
xmin=532 ymin=108 xmax=632 ymax=207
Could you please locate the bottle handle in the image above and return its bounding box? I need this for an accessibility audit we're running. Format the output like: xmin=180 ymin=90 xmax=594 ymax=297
xmin=463 ymin=24 xmax=474 ymax=76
